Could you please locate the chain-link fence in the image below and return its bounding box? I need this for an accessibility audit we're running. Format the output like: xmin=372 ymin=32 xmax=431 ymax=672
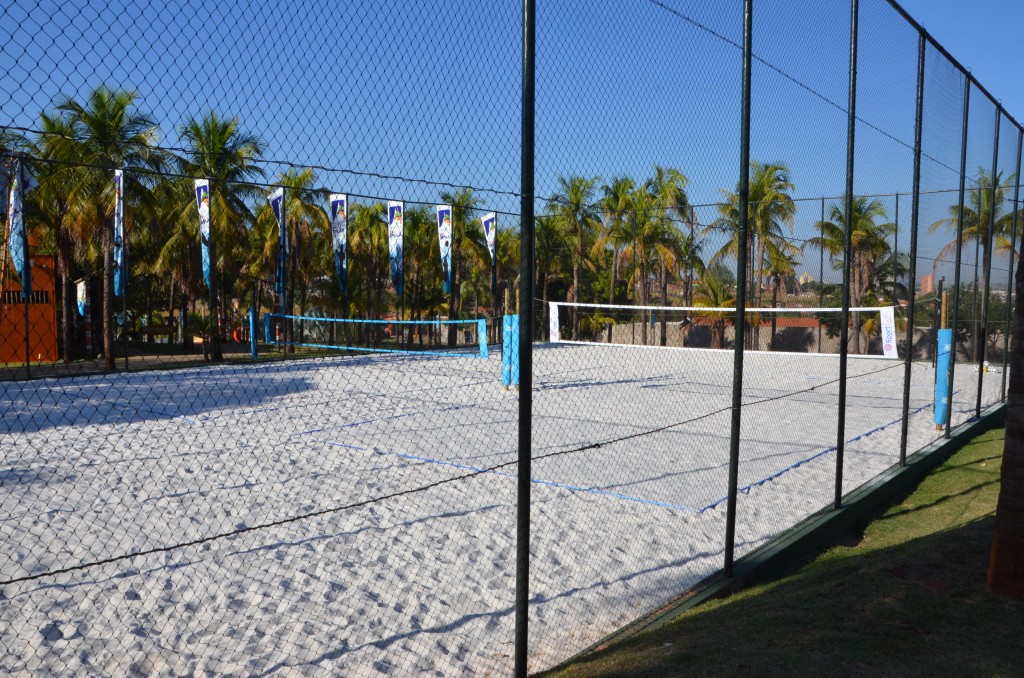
xmin=1 ymin=0 xmax=1019 ymax=675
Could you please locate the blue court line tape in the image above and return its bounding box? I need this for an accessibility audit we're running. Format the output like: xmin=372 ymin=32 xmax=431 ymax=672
xmin=324 ymin=440 xmax=699 ymax=513
xmin=697 ymin=392 xmax=956 ymax=513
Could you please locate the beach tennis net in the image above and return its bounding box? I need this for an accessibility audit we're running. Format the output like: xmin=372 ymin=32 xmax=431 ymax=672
xmin=261 ymin=313 xmax=495 ymax=358
xmin=548 ymin=302 xmax=901 ymax=357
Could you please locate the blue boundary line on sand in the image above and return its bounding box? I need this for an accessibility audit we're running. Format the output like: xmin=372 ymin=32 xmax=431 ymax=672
xmin=324 ymin=441 xmax=699 ymax=512
xmin=325 ymin=391 xmax=956 ymax=514
xmin=697 ymin=393 xmax=954 ymax=512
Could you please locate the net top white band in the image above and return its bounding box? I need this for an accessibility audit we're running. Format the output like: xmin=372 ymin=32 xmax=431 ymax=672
xmin=549 ymin=302 xmax=894 ymax=313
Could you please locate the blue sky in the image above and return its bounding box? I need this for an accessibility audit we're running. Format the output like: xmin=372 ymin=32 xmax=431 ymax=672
xmin=1 ymin=0 xmax=1019 ymax=285
xmin=899 ymin=0 xmax=1024 ymax=120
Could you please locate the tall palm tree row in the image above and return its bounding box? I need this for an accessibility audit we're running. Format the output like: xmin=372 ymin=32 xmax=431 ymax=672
xmin=7 ymin=85 xmax=943 ymax=361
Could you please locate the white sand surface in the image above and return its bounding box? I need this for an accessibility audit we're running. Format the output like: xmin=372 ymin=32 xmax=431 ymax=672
xmin=0 ymin=343 xmax=1001 ymax=675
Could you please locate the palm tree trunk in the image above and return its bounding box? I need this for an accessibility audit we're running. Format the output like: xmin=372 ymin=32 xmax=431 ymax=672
xmin=543 ymin=275 xmax=550 ymax=341
xmin=988 ymin=242 xmax=1024 ymax=598
xmin=852 ymin=257 xmax=864 ymax=354
xmin=56 ymin=235 xmax=75 ymax=363
xmin=207 ymin=238 xmax=223 ymax=363
xmin=449 ymin=229 xmax=461 ymax=347
xmin=608 ymin=250 xmax=617 ymax=343
xmin=660 ymin=259 xmax=668 ymax=346
xmin=103 ymin=222 xmax=115 ymax=371
xmin=574 ymin=224 xmax=582 ymax=340
xmin=974 ymin=239 xmax=981 ymax=361
xmin=639 ymin=246 xmax=648 ymax=345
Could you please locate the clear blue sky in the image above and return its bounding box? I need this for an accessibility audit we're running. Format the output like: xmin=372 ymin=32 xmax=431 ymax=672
xmin=899 ymin=0 xmax=1024 ymax=121
xmin=1 ymin=0 xmax=1019 ymax=285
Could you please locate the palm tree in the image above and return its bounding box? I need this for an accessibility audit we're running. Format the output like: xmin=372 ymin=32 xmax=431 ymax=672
xmin=712 ymin=161 xmax=796 ymax=349
xmin=28 ymin=115 xmax=82 ymax=363
xmin=765 ymin=247 xmax=798 ymax=350
xmin=273 ymin=169 xmax=329 ymax=348
xmin=57 ymin=86 xmax=160 ymax=370
xmin=403 ymin=204 xmax=442 ymax=346
xmin=646 ymin=166 xmax=694 ymax=345
xmin=148 ymin=175 xmax=203 ymax=346
xmin=535 ymin=212 xmax=570 ymax=340
xmin=550 ymin=175 xmax=601 ymax=340
xmin=439 ymin=188 xmax=484 ymax=346
xmin=931 ymin=168 xmax=1015 ymax=361
xmin=595 ymin=176 xmax=636 ymax=341
xmin=693 ymin=264 xmax=736 ymax=349
xmin=178 ymin=112 xmax=264 ymax=361
xmin=807 ymin=196 xmax=895 ymax=354
xmin=348 ymin=201 xmax=390 ymax=345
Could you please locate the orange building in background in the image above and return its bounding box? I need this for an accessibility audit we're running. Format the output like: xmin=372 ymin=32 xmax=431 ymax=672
xmin=920 ymin=273 xmax=935 ymax=295
xmin=0 ymin=255 xmax=59 ymax=364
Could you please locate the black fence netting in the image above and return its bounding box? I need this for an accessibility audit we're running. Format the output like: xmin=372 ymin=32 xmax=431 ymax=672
xmin=1 ymin=0 xmax=1021 ymax=675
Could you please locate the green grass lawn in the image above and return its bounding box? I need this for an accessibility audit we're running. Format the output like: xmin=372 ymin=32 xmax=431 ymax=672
xmin=541 ymin=428 xmax=1024 ymax=678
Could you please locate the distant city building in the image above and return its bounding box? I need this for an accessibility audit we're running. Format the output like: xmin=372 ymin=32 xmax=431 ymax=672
xmin=920 ymin=273 xmax=935 ymax=295
xmin=798 ymin=272 xmax=815 ymax=287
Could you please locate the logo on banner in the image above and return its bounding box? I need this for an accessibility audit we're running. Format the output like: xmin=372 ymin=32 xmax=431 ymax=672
xmin=482 ymin=212 xmax=497 ymax=262
xmin=269 ymin=187 xmax=286 ymax=296
xmin=113 ymin=170 xmax=125 ymax=297
xmin=194 ymin=179 xmax=211 ymax=288
xmin=880 ymin=306 xmax=898 ymax=359
xmin=330 ymin=193 xmax=348 ymax=296
xmin=388 ymin=201 xmax=404 ymax=295
xmin=437 ymin=205 xmax=453 ymax=294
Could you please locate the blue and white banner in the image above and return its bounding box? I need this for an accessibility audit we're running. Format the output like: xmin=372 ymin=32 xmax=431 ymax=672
xmin=6 ymin=160 xmax=31 ymax=298
xmin=329 ymin=193 xmax=348 ymax=296
xmin=388 ymin=200 xmax=404 ymax=296
xmin=194 ymin=179 xmax=211 ymax=288
xmin=436 ymin=204 xmax=453 ymax=294
xmin=76 ymin=278 xmax=87 ymax=317
xmin=482 ymin=212 xmax=497 ymax=263
xmin=113 ymin=169 xmax=125 ymax=297
xmin=269 ymin=187 xmax=286 ymax=297
xmin=482 ymin=212 xmax=497 ymax=294
xmin=880 ymin=306 xmax=898 ymax=359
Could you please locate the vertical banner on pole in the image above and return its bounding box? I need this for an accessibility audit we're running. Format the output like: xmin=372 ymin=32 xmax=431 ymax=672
xmin=388 ymin=201 xmax=404 ymax=296
xmin=76 ymin=279 xmax=88 ymax=317
xmin=329 ymin=193 xmax=348 ymax=296
xmin=194 ymin=179 xmax=211 ymax=289
xmin=880 ymin=306 xmax=898 ymax=359
xmin=270 ymin=187 xmax=286 ymax=300
xmin=437 ymin=205 xmax=453 ymax=294
xmin=270 ymin=186 xmax=286 ymax=346
xmin=113 ymin=169 xmax=125 ymax=297
xmin=548 ymin=302 xmax=560 ymax=342
xmin=7 ymin=160 xmax=31 ymax=298
xmin=483 ymin=211 xmax=497 ymax=295
xmin=934 ymin=328 xmax=952 ymax=427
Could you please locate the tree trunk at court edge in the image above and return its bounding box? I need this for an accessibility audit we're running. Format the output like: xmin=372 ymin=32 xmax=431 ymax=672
xmin=103 ymin=222 xmax=116 ymax=371
xmin=988 ymin=240 xmax=1024 ymax=599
